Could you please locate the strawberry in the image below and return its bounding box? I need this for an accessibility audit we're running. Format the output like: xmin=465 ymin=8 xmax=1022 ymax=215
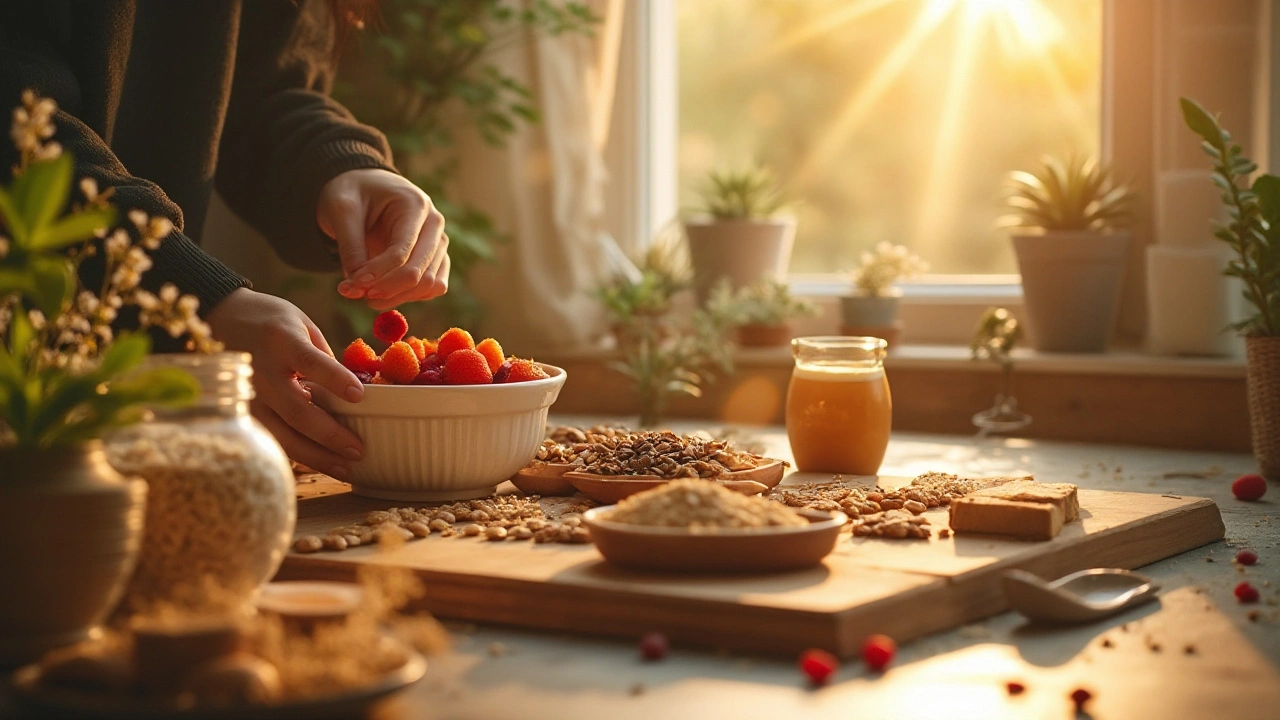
xmin=501 ymin=358 xmax=549 ymax=383
xmin=862 ymin=634 xmax=896 ymax=672
xmin=476 ymin=338 xmax=505 ymax=373
xmin=443 ymin=348 xmax=493 ymax=385
xmin=380 ymin=341 xmax=421 ymax=384
xmin=1235 ymin=581 xmax=1260 ymax=603
xmin=1232 ymin=473 xmax=1267 ymax=501
xmin=798 ymin=648 xmax=838 ymax=686
xmin=436 ymin=327 xmax=475 ymax=359
xmin=1236 ymin=549 xmax=1259 ymax=566
xmin=341 ymin=338 xmax=381 ymax=375
xmin=404 ymin=336 xmax=428 ymax=362
xmin=372 ymin=309 xmax=409 ymax=344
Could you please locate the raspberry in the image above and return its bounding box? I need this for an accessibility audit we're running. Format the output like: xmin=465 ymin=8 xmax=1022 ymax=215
xmin=421 ymin=353 xmax=443 ymax=371
xmin=1232 ymin=473 xmax=1267 ymax=501
xmin=404 ymin=336 xmax=428 ymax=362
xmin=798 ymin=648 xmax=838 ymax=686
xmin=380 ymin=341 xmax=421 ymax=384
xmin=443 ymin=348 xmax=493 ymax=385
xmin=1236 ymin=549 xmax=1259 ymax=566
xmin=492 ymin=360 xmax=513 ymax=384
xmin=372 ymin=310 xmax=409 ymax=344
xmin=436 ymin=327 xmax=475 ymax=359
xmin=862 ymin=634 xmax=896 ymax=672
xmin=476 ymin=338 xmax=505 ymax=373
xmin=1006 ymin=681 xmax=1026 ymax=695
xmin=501 ymin=358 xmax=550 ymax=383
xmin=1235 ymin=581 xmax=1260 ymax=603
xmin=353 ymin=371 xmax=374 ymax=385
xmin=638 ymin=632 xmax=668 ymax=661
xmin=341 ymin=338 xmax=381 ymax=375
xmin=1070 ymin=688 xmax=1092 ymax=712
xmin=411 ymin=369 xmax=443 ymax=385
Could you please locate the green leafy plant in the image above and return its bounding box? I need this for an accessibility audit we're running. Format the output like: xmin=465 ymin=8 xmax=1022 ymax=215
xmin=1003 ymin=155 xmax=1133 ymax=232
xmin=1181 ymin=97 xmax=1280 ymax=337
xmin=0 ymin=92 xmax=208 ymax=450
xmin=693 ymin=165 xmax=789 ymax=220
xmin=610 ymin=310 xmax=734 ymax=429
xmin=706 ymin=277 xmax=818 ymax=327
xmin=850 ymin=242 xmax=929 ymax=297
xmin=333 ymin=0 xmax=598 ymax=328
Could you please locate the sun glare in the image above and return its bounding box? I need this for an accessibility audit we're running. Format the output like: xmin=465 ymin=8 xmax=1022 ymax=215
xmin=961 ymin=0 xmax=1066 ymax=56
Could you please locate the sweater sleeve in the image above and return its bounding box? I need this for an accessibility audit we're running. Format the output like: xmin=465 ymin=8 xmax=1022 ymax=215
xmin=0 ymin=6 xmax=249 ymax=323
xmin=215 ymin=0 xmax=396 ymax=273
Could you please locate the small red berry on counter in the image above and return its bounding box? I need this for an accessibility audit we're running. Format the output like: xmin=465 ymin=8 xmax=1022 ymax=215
xmin=1005 ymin=681 xmax=1026 ymax=695
xmin=1235 ymin=581 xmax=1260 ymax=604
xmin=1070 ymin=687 xmax=1093 ymax=711
xmin=1232 ymin=473 xmax=1267 ymax=501
xmin=798 ymin=648 xmax=838 ymax=686
xmin=638 ymin=632 xmax=668 ymax=661
xmin=1236 ymin=549 xmax=1259 ymax=566
xmin=372 ymin=309 xmax=409 ymax=344
xmin=861 ymin=634 xmax=896 ymax=672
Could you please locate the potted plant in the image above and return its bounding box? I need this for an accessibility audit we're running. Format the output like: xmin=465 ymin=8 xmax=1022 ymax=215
xmin=0 ymin=92 xmax=210 ymax=664
xmin=1181 ymin=98 xmax=1280 ymax=480
xmin=684 ymin=165 xmax=795 ymax=303
xmin=706 ymin=277 xmax=819 ymax=348
xmin=1004 ymin=155 xmax=1135 ymax=352
xmin=840 ymin=242 xmax=928 ymax=347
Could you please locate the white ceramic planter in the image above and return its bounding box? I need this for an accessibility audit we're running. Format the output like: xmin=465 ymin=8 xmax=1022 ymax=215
xmin=840 ymin=293 xmax=901 ymax=327
xmin=685 ymin=218 xmax=796 ymax=302
xmin=1013 ymin=231 xmax=1131 ymax=353
xmin=312 ymin=365 xmax=567 ymax=501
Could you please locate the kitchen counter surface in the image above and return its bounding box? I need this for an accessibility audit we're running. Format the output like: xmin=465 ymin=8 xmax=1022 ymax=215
xmin=371 ymin=422 xmax=1280 ymax=720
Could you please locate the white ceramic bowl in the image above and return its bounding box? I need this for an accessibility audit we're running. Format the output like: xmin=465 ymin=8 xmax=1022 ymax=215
xmin=312 ymin=364 xmax=566 ymax=501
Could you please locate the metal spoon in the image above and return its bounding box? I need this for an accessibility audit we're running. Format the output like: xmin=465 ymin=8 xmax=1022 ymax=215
xmin=1002 ymin=568 xmax=1160 ymax=624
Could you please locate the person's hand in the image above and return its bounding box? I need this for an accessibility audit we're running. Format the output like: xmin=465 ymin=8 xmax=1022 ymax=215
xmin=206 ymin=288 xmax=365 ymax=479
xmin=318 ymin=168 xmax=450 ymax=310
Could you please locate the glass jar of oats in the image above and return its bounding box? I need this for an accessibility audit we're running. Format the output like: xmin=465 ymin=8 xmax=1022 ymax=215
xmin=106 ymin=353 xmax=296 ymax=616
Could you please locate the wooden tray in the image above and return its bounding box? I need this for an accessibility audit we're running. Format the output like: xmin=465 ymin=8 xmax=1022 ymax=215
xmin=279 ymin=475 xmax=1224 ymax=658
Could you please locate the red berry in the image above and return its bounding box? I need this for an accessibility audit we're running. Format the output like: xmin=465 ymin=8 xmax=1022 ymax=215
xmin=1232 ymin=473 xmax=1267 ymax=501
xmin=476 ymin=338 xmax=505 ymax=373
xmin=372 ymin=310 xmax=409 ymax=344
xmin=421 ymin=353 xmax=443 ymax=371
xmin=443 ymin=348 xmax=494 ymax=385
xmin=341 ymin=338 xmax=381 ymax=375
xmin=861 ymin=634 xmax=896 ymax=672
xmin=502 ymin=358 xmax=550 ymax=383
xmin=353 ymin=370 xmax=374 ymax=384
xmin=411 ymin=369 xmax=443 ymax=385
xmin=404 ymin=336 xmax=428 ymax=362
xmin=436 ymin=327 xmax=476 ymax=359
xmin=492 ymin=360 xmax=513 ymax=384
xmin=380 ymin=341 xmax=421 ymax=384
xmin=1236 ymin=549 xmax=1259 ymax=566
xmin=1006 ymin=681 xmax=1026 ymax=695
xmin=1235 ymin=581 xmax=1260 ymax=603
xmin=638 ymin=632 xmax=668 ymax=661
xmin=1070 ymin=687 xmax=1092 ymax=711
xmin=798 ymin=648 xmax=838 ymax=686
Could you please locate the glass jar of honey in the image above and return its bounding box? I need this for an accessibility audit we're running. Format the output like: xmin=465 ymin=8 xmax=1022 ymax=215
xmin=785 ymin=336 xmax=892 ymax=475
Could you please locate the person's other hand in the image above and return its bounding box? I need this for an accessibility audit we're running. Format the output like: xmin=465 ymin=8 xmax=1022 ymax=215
xmin=318 ymin=169 xmax=450 ymax=310
xmin=206 ymin=288 xmax=365 ymax=479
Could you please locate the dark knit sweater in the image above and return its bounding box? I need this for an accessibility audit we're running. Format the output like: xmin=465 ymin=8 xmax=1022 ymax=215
xmin=0 ymin=0 xmax=394 ymax=319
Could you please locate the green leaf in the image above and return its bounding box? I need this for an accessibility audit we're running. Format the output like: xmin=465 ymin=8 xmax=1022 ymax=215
xmin=1181 ymin=97 xmax=1224 ymax=147
xmin=96 ymin=332 xmax=150 ymax=378
xmin=1253 ymin=174 xmax=1280 ymax=227
xmin=14 ymin=153 xmax=73 ymax=237
xmin=8 ymin=304 xmax=34 ymax=358
xmin=28 ymin=255 xmax=75 ymax=317
xmin=33 ymin=206 xmax=116 ymax=250
xmin=0 ymin=187 xmax=28 ymax=245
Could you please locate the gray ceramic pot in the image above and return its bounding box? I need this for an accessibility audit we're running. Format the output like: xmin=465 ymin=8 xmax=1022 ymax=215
xmin=0 ymin=442 xmax=146 ymax=667
xmin=1013 ymin=230 xmax=1131 ymax=352
xmin=840 ymin=294 xmax=901 ymax=327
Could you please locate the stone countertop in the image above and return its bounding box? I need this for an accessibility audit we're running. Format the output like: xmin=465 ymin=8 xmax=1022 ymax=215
xmin=377 ymin=423 xmax=1280 ymax=720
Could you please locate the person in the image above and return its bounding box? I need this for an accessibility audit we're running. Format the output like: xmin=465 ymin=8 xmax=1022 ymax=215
xmin=0 ymin=0 xmax=450 ymax=479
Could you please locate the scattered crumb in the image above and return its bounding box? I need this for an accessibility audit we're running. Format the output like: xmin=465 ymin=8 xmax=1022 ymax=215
xmin=959 ymin=625 xmax=990 ymax=639
xmin=630 ymin=683 xmax=645 ymax=697
xmin=1247 ymin=610 xmax=1263 ymax=623
xmin=487 ymin=642 xmax=507 ymax=657
xmin=1205 ymin=557 xmax=1215 ymax=563
xmin=1183 ymin=644 xmax=1197 ymax=655
xmin=1101 ymin=638 xmax=1113 ymax=648
xmin=939 ymin=528 xmax=951 ymax=539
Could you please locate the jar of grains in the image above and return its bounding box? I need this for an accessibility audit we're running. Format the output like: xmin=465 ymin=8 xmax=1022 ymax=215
xmin=106 ymin=353 xmax=296 ymax=616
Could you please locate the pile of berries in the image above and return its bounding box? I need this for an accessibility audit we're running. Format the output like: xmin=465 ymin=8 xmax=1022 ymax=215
xmin=341 ymin=310 xmax=551 ymax=386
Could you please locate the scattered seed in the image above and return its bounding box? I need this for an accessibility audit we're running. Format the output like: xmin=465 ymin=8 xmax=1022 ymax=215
xmin=293 ymin=535 xmax=323 ymax=553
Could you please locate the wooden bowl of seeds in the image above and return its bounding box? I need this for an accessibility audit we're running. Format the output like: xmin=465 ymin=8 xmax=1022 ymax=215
xmin=508 ymin=461 xmax=576 ymax=496
xmin=582 ymin=480 xmax=846 ymax=573
xmin=566 ymin=460 xmax=785 ymax=504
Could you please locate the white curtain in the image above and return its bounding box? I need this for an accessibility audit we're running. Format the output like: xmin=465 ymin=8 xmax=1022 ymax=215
xmin=457 ymin=0 xmax=625 ymax=355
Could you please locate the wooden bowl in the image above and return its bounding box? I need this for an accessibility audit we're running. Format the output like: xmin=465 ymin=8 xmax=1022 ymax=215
xmin=563 ymin=459 xmax=787 ymax=504
xmin=508 ymin=462 xmax=576 ymax=496
xmin=582 ymin=507 xmax=846 ymax=573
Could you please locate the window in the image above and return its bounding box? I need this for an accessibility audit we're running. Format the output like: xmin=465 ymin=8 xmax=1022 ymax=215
xmin=676 ymin=0 xmax=1103 ymax=276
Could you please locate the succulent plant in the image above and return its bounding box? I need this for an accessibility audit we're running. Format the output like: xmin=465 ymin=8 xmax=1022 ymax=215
xmin=694 ymin=165 xmax=789 ymax=220
xmin=1003 ymin=155 xmax=1133 ymax=232
xmin=705 ymin=277 xmax=819 ymax=327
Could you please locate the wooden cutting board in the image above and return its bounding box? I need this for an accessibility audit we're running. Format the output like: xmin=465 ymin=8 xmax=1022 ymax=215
xmin=278 ymin=474 xmax=1224 ymax=658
